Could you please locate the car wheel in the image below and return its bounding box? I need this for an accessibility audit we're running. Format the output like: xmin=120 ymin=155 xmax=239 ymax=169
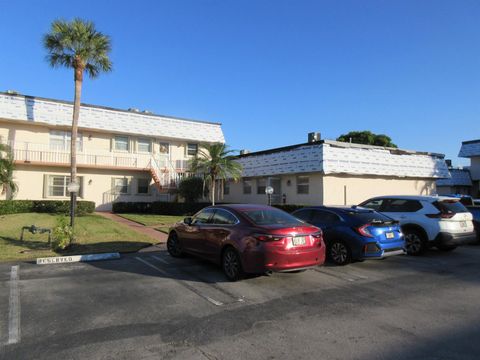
xmin=328 ymin=240 xmax=352 ymax=265
xmin=167 ymin=232 xmax=184 ymax=257
xmin=403 ymin=229 xmax=427 ymax=256
xmin=222 ymin=247 xmax=243 ymax=281
xmin=437 ymin=244 xmax=457 ymax=252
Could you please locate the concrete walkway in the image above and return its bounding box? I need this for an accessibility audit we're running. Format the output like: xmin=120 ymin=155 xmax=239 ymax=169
xmin=96 ymin=212 xmax=168 ymax=251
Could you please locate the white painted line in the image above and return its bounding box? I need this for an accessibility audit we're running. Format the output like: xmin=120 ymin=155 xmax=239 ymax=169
xmin=135 ymin=257 xmax=224 ymax=306
xmin=151 ymin=255 xmax=170 ymax=265
xmin=36 ymin=252 xmax=120 ymax=265
xmin=8 ymin=265 xmax=20 ymax=345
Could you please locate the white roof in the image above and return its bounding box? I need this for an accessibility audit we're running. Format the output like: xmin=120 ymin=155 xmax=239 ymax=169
xmin=436 ymin=168 xmax=472 ymax=187
xmin=237 ymin=140 xmax=449 ymax=179
xmin=0 ymin=93 xmax=225 ymax=143
xmin=459 ymin=140 xmax=480 ymax=158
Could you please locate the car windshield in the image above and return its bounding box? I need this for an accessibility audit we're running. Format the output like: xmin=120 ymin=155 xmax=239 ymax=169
xmin=241 ymin=208 xmax=305 ymax=226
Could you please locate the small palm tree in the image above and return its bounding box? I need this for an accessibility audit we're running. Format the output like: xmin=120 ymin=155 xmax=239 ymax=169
xmin=189 ymin=143 xmax=243 ymax=205
xmin=0 ymin=144 xmax=18 ymax=199
xmin=43 ymin=18 xmax=112 ymax=227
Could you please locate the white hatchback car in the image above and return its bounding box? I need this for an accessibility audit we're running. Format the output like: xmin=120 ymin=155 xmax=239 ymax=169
xmin=359 ymin=195 xmax=476 ymax=255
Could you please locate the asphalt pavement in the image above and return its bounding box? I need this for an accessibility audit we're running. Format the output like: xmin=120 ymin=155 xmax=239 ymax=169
xmin=1 ymin=245 xmax=480 ymax=359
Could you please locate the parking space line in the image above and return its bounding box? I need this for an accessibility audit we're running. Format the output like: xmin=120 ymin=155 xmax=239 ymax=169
xmin=151 ymin=258 xmax=245 ymax=304
xmin=313 ymin=267 xmax=356 ymax=282
xmin=135 ymin=257 xmax=224 ymax=306
xmin=151 ymin=255 xmax=171 ymax=265
xmin=8 ymin=265 xmax=20 ymax=345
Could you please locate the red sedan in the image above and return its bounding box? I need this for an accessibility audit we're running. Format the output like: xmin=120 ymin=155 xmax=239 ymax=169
xmin=167 ymin=204 xmax=325 ymax=281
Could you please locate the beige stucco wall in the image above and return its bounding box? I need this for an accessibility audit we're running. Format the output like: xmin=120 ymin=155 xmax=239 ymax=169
xmin=222 ymin=173 xmax=437 ymax=206
xmin=322 ymin=175 xmax=436 ymax=205
xmin=2 ymin=164 xmax=170 ymax=211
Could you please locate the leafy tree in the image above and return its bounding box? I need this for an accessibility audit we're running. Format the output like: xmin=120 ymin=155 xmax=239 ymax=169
xmin=177 ymin=177 xmax=205 ymax=203
xmin=0 ymin=144 xmax=17 ymax=199
xmin=189 ymin=143 xmax=243 ymax=205
xmin=44 ymin=18 xmax=112 ymax=227
xmin=336 ymin=131 xmax=397 ymax=148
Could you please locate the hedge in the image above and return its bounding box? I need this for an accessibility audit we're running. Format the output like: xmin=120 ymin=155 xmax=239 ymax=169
xmin=112 ymin=202 xmax=307 ymax=216
xmin=112 ymin=201 xmax=212 ymax=216
xmin=0 ymin=200 xmax=95 ymax=216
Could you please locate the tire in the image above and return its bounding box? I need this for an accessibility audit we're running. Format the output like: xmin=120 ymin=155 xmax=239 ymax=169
xmin=222 ymin=247 xmax=244 ymax=281
xmin=403 ymin=228 xmax=427 ymax=256
xmin=437 ymin=244 xmax=457 ymax=252
xmin=167 ymin=232 xmax=184 ymax=257
xmin=328 ymin=240 xmax=352 ymax=266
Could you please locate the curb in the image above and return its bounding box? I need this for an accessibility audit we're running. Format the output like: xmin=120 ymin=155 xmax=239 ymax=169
xmin=36 ymin=252 xmax=120 ymax=265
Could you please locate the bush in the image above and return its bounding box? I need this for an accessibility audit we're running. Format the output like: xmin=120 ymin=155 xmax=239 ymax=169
xmin=113 ymin=201 xmax=211 ymax=216
xmin=51 ymin=216 xmax=74 ymax=251
xmin=0 ymin=200 xmax=95 ymax=216
xmin=177 ymin=177 xmax=204 ymax=203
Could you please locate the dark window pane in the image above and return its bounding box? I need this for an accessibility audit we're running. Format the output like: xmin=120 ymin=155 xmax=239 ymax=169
xmin=360 ymin=199 xmax=383 ymax=211
xmin=311 ymin=210 xmax=340 ymax=224
xmin=212 ymin=209 xmax=238 ymax=225
xmin=192 ymin=209 xmax=214 ymax=224
xmin=293 ymin=209 xmax=313 ymax=222
xmin=383 ymin=199 xmax=422 ymax=212
xmin=434 ymin=200 xmax=468 ymax=214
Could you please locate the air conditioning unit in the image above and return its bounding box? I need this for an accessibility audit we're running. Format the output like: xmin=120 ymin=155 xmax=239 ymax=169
xmin=308 ymin=132 xmax=321 ymax=143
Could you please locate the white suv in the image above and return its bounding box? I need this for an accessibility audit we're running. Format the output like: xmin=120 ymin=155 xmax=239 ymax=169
xmin=359 ymin=195 xmax=476 ymax=255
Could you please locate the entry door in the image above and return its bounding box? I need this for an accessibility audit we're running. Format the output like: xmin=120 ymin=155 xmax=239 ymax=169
xmin=269 ymin=178 xmax=282 ymax=204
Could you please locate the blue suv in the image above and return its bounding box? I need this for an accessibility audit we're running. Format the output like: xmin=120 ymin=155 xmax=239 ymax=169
xmin=293 ymin=206 xmax=406 ymax=265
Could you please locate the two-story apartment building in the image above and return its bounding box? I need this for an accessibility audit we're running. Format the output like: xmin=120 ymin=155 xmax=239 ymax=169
xmin=459 ymin=139 xmax=480 ymax=197
xmin=0 ymin=92 xmax=225 ymax=210
xmin=222 ymin=135 xmax=449 ymax=206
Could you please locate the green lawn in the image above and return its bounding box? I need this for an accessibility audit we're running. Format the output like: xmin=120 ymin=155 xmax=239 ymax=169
xmin=117 ymin=214 xmax=184 ymax=230
xmin=0 ymin=213 xmax=155 ymax=262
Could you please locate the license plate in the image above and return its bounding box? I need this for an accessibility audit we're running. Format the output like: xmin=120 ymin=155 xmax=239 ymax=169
xmin=292 ymin=236 xmax=306 ymax=246
xmin=460 ymin=221 xmax=467 ymax=228
xmin=386 ymin=232 xmax=394 ymax=239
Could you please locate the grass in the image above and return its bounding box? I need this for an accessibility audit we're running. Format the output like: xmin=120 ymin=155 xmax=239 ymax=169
xmin=0 ymin=213 xmax=155 ymax=262
xmin=117 ymin=214 xmax=184 ymax=234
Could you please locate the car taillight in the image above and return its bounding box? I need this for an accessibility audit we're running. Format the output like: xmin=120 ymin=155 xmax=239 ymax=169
xmin=426 ymin=213 xmax=455 ymax=219
xmin=356 ymin=224 xmax=374 ymax=238
xmin=311 ymin=230 xmax=323 ymax=245
xmin=254 ymin=234 xmax=283 ymax=241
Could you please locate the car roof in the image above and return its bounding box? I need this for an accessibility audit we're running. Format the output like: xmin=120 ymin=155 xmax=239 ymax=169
xmin=295 ymin=206 xmax=375 ymax=214
xmin=363 ymin=195 xmax=460 ymax=202
xmin=211 ymin=204 xmax=278 ymax=211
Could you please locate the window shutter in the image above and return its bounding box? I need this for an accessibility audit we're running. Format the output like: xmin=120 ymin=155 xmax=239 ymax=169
xmin=43 ymin=174 xmax=49 ymax=198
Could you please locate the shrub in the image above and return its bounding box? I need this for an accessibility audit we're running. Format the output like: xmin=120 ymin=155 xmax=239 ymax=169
xmin=177 ymin=177 xmax=204 ymax=203
xmin=51 ymin=216 xmax=74 ymax=251
xmin=113 ymin=201 xmax=210 ymax=216
xmin=0 ymin=200 xmax=95 ymax=215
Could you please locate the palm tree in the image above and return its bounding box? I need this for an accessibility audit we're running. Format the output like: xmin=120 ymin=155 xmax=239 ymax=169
xmin=43 ymin=18 xmax=112 ymax=227
xmin=189 ymin=143 xmax=243 ymax=205
xmin=0 ymin=143 xmax=18 ymax=200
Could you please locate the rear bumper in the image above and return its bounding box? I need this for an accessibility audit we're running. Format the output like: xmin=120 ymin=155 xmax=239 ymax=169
xmin=243 ymin=246 xmax=325 ymax=273
xmin=361 ymin=241 xmax=406 ymax=259
xmin=434 ymin=231 xmax=477 ymax=246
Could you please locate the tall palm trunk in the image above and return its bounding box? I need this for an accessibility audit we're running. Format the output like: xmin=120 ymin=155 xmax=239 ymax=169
xmin=211 ymin=174 xmax=216 ymax=206
xmin=70 ymin=62 xmax=83 ymax=228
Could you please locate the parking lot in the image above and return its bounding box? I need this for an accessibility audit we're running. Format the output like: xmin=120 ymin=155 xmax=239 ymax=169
xmin=1 ymin=246 xmax=480 ymax=360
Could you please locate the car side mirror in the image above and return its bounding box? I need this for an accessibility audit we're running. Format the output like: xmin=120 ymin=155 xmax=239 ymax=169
xmin=184 ymin=217 xmax=193 ymax=225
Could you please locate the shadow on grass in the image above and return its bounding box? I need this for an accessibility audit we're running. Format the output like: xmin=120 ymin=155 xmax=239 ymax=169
xmin=0 ymin=236 xmax=51 ymax=252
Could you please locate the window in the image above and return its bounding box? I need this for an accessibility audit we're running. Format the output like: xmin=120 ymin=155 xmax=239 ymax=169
xmin=114 ymin=136 xmax=129 ymax=151
xmin=113 ymin=178 xmax=128 ymax=194
xmin=383 ymin=199 xmax=423 ymax=213
xmin=224 ymin=181 xmax=230 ymax=195
xmin=311 ymin=210 xmax=340 ymax=225
xmin=212 ymin=209 xmax=238 ymax=225
xmin=159 ymin=142 xmax=169 ymax=154
xmin=187 ymin=143 xmax=198 ymax=156
xmin=297 ymin=176 xmax=309 ymax=194
xmin=360 ymin=199 xmax=384 ymax=211
xmin=137 ymin=138 xmax=152 ymax=153
xmin=50 ymin=131 xmax=83 ymax=151
xmin=46 ymin=175 xmax=83 ymax=197
xmin=257 ymin=178 xmax=267 ymax=194
xmin=293 ymin=209 xmax=313 ymax=222
xmin=137 ymin=179 xmax=150 ymax=194
xmin=192 ymin=209 xmax=215 ymax=225
xmin=243 ymin=180 xmax=252 ymax=194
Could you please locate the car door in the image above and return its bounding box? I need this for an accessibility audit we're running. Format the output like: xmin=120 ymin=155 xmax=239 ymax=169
xmin=204 ymin=209 xmax=240 ymax=261
xmin=181 ymin=208 xmax=215 ymax=254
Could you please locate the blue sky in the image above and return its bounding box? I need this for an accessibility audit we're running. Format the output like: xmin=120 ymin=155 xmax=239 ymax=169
xmin=1 ymin=0 xmax=479 ymax=164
